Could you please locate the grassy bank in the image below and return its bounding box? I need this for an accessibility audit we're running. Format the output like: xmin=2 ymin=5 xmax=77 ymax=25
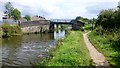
xmin=36 ymin=31 xmax=91 ymax=66
xmin=2 ymin=23 xmax=22 ymax=37
xmin=88 ymin=31 xmax=120 ymax=66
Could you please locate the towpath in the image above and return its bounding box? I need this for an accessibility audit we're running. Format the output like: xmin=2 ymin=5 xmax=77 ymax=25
xmin=83 ymin=31 xmax=110 ymax=66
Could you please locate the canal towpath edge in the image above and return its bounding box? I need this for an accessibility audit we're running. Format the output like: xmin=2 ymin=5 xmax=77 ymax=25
xmin=83 ymin=31 xmax=110 ymax=66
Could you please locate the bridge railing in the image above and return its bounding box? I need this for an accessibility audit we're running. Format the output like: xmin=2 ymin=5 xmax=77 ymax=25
xmin=50 ymin=19 xmax=72 ymax=22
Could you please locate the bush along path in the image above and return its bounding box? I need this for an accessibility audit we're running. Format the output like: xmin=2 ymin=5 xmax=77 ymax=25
xmin=83 ymin=31 xmax=109 ymax=66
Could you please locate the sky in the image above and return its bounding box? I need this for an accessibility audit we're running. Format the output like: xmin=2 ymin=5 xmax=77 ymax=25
xmin=0 ymin=0 xmax=120 ymax=19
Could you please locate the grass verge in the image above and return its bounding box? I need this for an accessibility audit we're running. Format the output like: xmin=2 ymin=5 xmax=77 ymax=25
xmin=88 ymin=31 xmax=120 ymax=67
xmin=36 ymin=31 xmax=92 ymax=67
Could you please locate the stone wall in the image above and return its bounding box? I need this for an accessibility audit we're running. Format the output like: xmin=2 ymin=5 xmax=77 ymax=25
xmin=20 ymin=20 xmax=50 ymax=34
xmin=21 ymin=25 xmax=49 ymax=34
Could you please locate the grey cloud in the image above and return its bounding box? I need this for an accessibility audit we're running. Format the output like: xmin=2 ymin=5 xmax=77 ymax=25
xmin=37 ymin=8 xmax=51 ymax=17
xmin=12 ymin=2 xmax=51 ymax=17
xmin=86 ymin=2 xmax=116 ymax=15
xmin=0 ymin=1 xmax=6 ymax=12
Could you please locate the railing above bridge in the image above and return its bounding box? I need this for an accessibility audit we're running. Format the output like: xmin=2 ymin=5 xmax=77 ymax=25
xmin=19 ymin=19 xmax=74 ymax=28
xmin=50 ymin=19 xmax=72 ymax=22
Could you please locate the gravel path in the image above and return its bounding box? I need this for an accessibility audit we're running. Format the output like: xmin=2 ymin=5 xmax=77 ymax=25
xmin=83 ymin=31 xmax=110 ymax=66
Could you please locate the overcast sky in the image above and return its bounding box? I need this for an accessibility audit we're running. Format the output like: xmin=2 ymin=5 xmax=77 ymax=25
xmin=0 ymin=0 xmax=119 ymax=19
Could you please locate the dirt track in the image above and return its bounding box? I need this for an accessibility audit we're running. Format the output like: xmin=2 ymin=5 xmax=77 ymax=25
xmin=83 ymin=32 xmax=110 ymax=66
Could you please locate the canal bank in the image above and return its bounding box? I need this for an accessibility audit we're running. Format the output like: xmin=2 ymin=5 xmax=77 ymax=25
xmin=36 ymin=31 xmax=92 ymax=66
xmin=1 ymin=23 xmax=22 ymax=37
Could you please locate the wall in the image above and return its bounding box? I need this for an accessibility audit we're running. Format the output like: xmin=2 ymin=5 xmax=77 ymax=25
xmin=20 ymin=20 xmax=50 ymax=33
xmin=21 ymin=25 xmax=49 ymax=34
xmin=0 ymin=11 xmax=3 ymax=22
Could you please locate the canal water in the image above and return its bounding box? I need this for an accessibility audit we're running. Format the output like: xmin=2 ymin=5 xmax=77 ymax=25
xmin=2 ymin=30 xmax=66 ymax=66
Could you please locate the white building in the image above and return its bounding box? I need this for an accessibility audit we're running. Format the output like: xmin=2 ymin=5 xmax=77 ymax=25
xmin=2 ymin=12 xmax=17 ymax=25
xmin=0 ymin=11 xmax=3 ymax=22
xmin=31 ymin=15 xmax=46 ymax=21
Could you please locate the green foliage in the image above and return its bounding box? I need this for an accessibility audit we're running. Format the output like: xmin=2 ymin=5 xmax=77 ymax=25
xmin=84 ymin=24 xmax=92 ymax=30
xmin=96 ymin=9 xmax=116 ymax=30
xmin=36 ymin=31 xmax=92 ymax=66
xmin=2 ymin=23 xmax=12 ymax=37
xmin=95 ymin=3 xmax=120 ymax=33
xmin=0 ymin=26 xmax=2 ymax=37
xmin=115 ymin=9 xmax=120 ymax=28
xmin=75 ymin=16 xmax=81 ymax=21
xmin=95 ymin=2 xmax=120 ymax=41
xmin=24 ymin=15 xmax=31 ymax=21
xmin=2 ymin=23 xmax=22 ymax=37
xmin=75 ymin=16 xmax=92 ymax=24
xmin=11 ymin=9 xmax=21 ymax=20
xmin=88 ymin=31 xmax=120 ymax=66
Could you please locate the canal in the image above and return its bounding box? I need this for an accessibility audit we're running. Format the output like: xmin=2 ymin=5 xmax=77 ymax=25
xmin=2 ymin=30 xmax=66 ymax=66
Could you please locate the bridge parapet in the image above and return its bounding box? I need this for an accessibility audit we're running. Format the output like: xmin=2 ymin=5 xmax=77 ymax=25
xmin=50 ymin=19 xmax=72 ymax=22
xmin=19 ymin=20 xmax=50 ymax=33
xmin=20 ymin=20 xmax=50 ymax=28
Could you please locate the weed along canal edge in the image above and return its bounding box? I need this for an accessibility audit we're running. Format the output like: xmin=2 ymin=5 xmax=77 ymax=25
xmin=36 ymin=31 xmax=92 ymax=66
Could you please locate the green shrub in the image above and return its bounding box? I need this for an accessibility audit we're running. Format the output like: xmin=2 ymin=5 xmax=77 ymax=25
xmin=2 ymin=23 xmax=22 ymax=37
xmin=84 ymin=24 xmax=92 ymax=30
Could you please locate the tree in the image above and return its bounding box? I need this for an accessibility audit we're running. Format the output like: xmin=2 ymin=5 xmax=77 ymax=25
xmin=11 ymin=9 xmax=21 ymax=21
xmin=96 ymin=9 xmax=116 ymax=30
xmin=75 ymin=16 xmax=81 ymax=21
xmin=4 ymin=2 xmax=14 ymax=18
xmin=115 ymin=2 xmax=120 ymax=28
xmin=24 ymin=15 xmax=31 ymax=21
xmin=117 ymin=1 xmax=120 ymax=8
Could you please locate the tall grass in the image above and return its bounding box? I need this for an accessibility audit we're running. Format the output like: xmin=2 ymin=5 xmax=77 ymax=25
xmin=88 ymin=31 xmax=120 ymax=66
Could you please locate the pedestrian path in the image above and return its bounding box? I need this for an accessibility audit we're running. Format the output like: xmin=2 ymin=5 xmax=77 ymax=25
xmin=83 ymin=32 xmax=110 ymax=66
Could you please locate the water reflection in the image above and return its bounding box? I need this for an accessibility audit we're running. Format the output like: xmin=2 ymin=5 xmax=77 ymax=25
xmin=54 ymin=30 xmax=65 ymax=40
xmin=2 ymin=30 xmax=66 ymax=66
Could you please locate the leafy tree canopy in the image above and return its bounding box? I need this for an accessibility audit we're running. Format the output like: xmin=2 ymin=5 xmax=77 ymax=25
xmin=11 ymin=9 xmax=21 ymax=20
xmin=24 ymin=15 xmax=31 ymax=21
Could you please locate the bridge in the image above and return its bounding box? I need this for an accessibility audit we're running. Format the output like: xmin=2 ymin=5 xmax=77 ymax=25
xmin=19 ymin=19 xmax=84 ymax=33
xmin=49 ymin=19 xmax=73 ymax=32
xmin=50 ymin=19 xmax=73 ymax=24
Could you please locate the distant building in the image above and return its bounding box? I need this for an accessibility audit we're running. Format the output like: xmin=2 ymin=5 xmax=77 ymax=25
xmin=71 ymin=20 xmax=85 ymax=30
xmin=0 ymin=11 xmax=3 ymax=23
xmin=2 ymin=12 xmax=16 ymax=24
xmin=2 ymin=13 xmax=16 ymax=25
xmin=2 ymin=13 xmax=8 ymax=20
xmin=31 ymin=15 xmax=46 ymax=21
